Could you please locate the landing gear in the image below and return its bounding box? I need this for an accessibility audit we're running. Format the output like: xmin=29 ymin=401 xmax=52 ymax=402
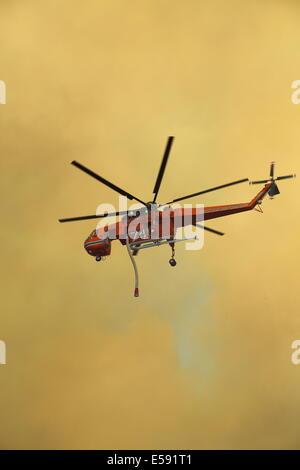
xmin=169 ymin=240 xmax=176 ymax=266
xmin=95 ymin=256 xmax=102 ymax=262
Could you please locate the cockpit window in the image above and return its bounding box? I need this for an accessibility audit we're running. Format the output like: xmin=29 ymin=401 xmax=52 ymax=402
xmin=87 ymin=230 xmax=97 ymax=240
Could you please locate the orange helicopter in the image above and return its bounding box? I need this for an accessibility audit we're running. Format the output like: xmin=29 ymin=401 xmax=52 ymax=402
xmin=59 ymin=137 xmax=295 ymax=297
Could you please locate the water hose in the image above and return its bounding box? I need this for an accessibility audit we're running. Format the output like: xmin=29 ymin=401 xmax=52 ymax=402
xmin=126 ymin=237 xmax=139 ymax=297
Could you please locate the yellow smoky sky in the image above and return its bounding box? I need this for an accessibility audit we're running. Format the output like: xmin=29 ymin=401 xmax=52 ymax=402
xmin=0 ymin=0 xmax=300 ymax=450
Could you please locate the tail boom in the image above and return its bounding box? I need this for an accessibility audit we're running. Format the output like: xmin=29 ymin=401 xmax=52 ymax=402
xmin=172 ymin=182 xmax=273 ymax=225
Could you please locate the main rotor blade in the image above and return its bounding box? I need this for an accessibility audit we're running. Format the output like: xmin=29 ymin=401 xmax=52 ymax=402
xmin=167 ymin=178 xmax=249 ymax=204
xmin=71 ymin=161 xmax=147 ymax=207
xmin=250 ymin=179 xmax=269 ymax=185
xmin=152 ymin=136 xmax=174 ymax=203
xmin=196 ymin=224 xmax=225 ymax=236
xmin=270 ymin=162 xmax=275 ymax=178
xmin=59 ymin=210 xmax=130 ymax=223
xmin=276 ymin=174 xmax=295 ymax=181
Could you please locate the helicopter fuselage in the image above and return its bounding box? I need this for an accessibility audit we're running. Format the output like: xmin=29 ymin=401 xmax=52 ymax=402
xmin=84 ymin=183 xmax=272 ymax=260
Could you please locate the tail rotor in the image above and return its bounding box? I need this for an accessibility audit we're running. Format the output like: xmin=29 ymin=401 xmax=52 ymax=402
xmin=250 ymin=162 xmax=296 ymax=198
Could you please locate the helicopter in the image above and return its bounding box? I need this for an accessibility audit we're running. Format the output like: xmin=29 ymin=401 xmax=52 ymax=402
xmin=59 ymin=137 xmax=295 ymax=297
